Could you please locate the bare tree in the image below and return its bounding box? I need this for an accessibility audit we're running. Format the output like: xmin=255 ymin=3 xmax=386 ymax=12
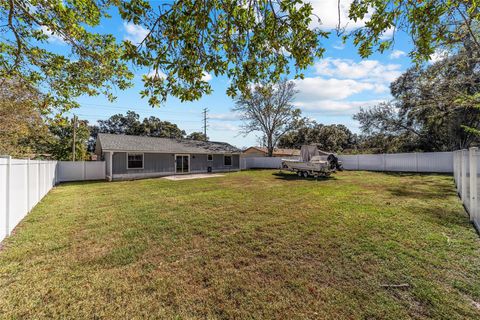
xmin=233 ymin=80 xmax=303 ymax=157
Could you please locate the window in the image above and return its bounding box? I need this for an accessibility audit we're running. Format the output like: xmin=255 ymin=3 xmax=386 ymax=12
xmin=127 ymin=153 xmax=143 ymax=169
xmin=207 ymin=154 xmax=213 ymax=161
xmin=224 ymin=155 xmax=232 ymax=166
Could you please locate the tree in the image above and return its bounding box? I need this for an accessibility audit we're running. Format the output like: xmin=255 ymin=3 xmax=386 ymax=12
xmin=1 ymin=1 xmax=133 ymax=112
xmin=97 ymin=111 xmax=143 ymax=136
xmin=48 ymin=117 xmax=90 ymax=160
xmin=0 ymin=79 xmax=52 ymax=157
xmin=140 ymin=117 xmax=186 ymax=139
xmin=234 ymin=80 xmax=303 ymax=157
xmin=354 ymin=47 xmax=480 ymax=151
xmin=278 ymin=121 xmax=356 ymax=152
xmin=2 ymin=1 xmax=325 ymax=110
xmin=186 ymin=132 xmax=208 ymax=141
xmin=3 ymin=0 xmax=477 ymax=113
xmin=89 ymin=111 xmax=187 ymax=150
xmin=348 ymin=1 xmax=480 ymax=62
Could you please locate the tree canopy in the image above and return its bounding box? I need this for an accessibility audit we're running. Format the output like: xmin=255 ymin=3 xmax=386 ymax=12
xmin=3 ymin=0 xmax=475 ymax=112
xmin=0 ymin=79 xmax=51 ymax=157
xmin=278 ymin=122 xmax=356 ymax=153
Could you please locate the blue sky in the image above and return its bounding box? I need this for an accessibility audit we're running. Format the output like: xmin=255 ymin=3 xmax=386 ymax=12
xmin=43 ymin=0 xmax=419 ymax=149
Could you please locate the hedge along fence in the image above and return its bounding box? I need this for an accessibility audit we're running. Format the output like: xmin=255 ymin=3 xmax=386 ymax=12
xmin=0 ymin=157 xmax=106 ymax=242
xmin=242 ymin=152 xmax=454 ymax=173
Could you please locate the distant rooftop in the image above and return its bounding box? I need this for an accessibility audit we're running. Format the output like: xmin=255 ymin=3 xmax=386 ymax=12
xmin=243 ymin=146 xmax=300 ymax=156
xmin=96 ymin=133 xmax=241 ymax=154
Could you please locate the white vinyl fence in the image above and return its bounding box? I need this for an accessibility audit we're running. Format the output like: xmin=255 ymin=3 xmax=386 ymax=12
xmin=339 ymin=152 xmax=453 ymax=173
xmin=57 ymin=161 xmax=106 ymax=182
xmin=453 ymin=148 xmax=480 ymax=230
xmin=241 ymin=152 xmax=454 ymax=173
xmin=1 ymin=157 xmax=106 ymax=242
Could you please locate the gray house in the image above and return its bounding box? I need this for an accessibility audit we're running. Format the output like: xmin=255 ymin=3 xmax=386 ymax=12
xmin=95 ymin=133 xmax=242 ymax=180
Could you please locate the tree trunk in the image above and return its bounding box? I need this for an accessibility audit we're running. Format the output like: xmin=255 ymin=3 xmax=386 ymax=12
xmin=267 ymin=135 xmax=274 ymax=157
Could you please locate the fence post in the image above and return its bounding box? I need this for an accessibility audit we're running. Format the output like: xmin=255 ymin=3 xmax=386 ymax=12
xmin=83 ymin=161 xmax=86 ymax=180
xmin=356 ymin=154 xmax=360 ymax=170
xmin=27 ymin=159 xmax=30 ymax=213
xmin=383 ymin=154 xmax=387 ymax=171
xmin=470 ymin=148 xmax=478 ymax=222
xmin=415 ymin=152 xmax=419 ymax=173
xmin=37 ymin=161 xmax=41 ymax=201
xmin=461 ymin=150 xmax=468 ymax=204
xmin=5 ymin=156 xmax=11 ymax=236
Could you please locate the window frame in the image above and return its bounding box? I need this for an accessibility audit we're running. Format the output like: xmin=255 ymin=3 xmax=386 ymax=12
xmin=224 ymin=154 xmax=233 ymax=166
xmin=207 ymin=154 xmax=213 ymax=161
xmin=126 ymin=152 xmax=144 ymax=169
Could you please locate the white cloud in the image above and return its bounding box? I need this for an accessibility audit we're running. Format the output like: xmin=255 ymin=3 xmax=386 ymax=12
xmin=210 ymin=113 xmax=242 ymax=121
xmin=210 ymin=122 xmax=239 ymax=132
xmin=201 ymin=71 xmax=212 ymax=82
xmin=294 ymin=77 xmax=383 ymax=101
xmin=40 ymin=26 xmax=65 ymax=44
xmin=429 ymin=49 xmax=448 ymax=63
xmin=123 ymin=22 xmax=149 ymax=44
xmin=390 ymin=50 xmax=406 ymax=59
xmin=293 ymin=99 xmax=385 ymax=115
xmin=146 ymin=69 xmax=167 ymax=79
xmin=332 ymin=41 xmax=345 ymax=50
xmin=380 ymin=27 xmax=395 ymax=40
xmin=306 ymin=0 xmax=371 ymax=31
xmin=292 ymin=58 xmax=402 ymax=115
xmin=314 ymin=58 xmax=402 ymax=83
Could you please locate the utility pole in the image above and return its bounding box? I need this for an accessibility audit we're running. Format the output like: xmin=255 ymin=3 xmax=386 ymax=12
xmin=202 ymin=108 xmax=209 ymax=139
xmin=72 ymin=115 xmax=78 ymax=162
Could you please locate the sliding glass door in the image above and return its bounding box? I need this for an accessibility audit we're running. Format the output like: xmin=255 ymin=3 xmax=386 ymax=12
xmin=175 ymin=155 xmax=190 ymax=173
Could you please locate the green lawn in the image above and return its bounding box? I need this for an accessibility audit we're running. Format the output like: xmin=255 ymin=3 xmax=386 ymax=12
xmin=1 ymin=170 xmax=479 ymax=319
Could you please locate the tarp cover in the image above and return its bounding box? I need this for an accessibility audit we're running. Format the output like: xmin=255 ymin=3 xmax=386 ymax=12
xmin=301 ymin=145 xmax=318 ymax=162
xmin=300 ymin=145 xmax=331 ymax=162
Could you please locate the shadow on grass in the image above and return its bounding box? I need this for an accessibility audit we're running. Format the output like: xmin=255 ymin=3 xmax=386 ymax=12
xmin=56 ymin=180 xmax=108 ymax=187
xmin=272 ymin=171 xmax=337 ymax=181
xmin=386 ymin=176 xmax=457 ymax=200
xmin=382 ymin=171 xmax=453 ymax=178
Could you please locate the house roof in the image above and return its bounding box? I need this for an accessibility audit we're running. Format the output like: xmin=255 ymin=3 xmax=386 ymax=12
xmin=243 ymin=146 xmax=300 ymax=156
xmin=96 ymin=133 xmax=241 ymax=154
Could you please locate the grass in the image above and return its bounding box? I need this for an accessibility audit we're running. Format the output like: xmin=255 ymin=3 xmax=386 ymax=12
xmin=0 ymin=170 xmax=480 ymax=319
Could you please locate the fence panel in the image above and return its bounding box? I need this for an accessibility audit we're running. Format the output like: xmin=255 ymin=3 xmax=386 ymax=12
xmin=357 ymin=154 xmax=385 ymax=171
xmin=243 ymin=152 xmax=454 ymax=172
xmin=0 ymin=158 xmax=58 ymax=242
xmin=385 ymin=153 xmax=416 ymax=172
xmin=417 ymin=152 xmax=453 ymax=173
xmin=0 ymin=158 xmax=7 ymax=241
xmin=57 ymin=161 xmax=106 ymax=182
xmin=1 ymin=158 xmax=106 ymax=243
xmin=10 ymin=160 xmax=29 ymax=234
xmin=338 ymin=152 xmax=453 ymax=173
xmin=453 ymin=148 xmax=480 ymax=232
